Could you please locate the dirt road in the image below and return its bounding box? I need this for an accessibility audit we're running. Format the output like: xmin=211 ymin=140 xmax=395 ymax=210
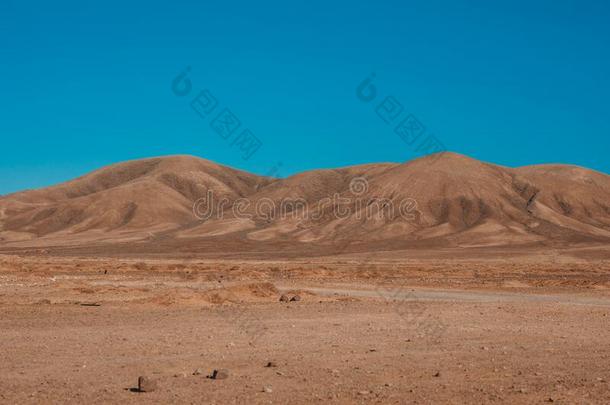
xmin=286 ymin=285 xmax=610 ymax=307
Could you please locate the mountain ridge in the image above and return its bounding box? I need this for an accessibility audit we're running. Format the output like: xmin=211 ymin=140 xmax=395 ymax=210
xmin=1 ymin=152 xmax=609 ymax=251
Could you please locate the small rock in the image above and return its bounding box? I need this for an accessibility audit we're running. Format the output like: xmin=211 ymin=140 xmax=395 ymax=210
xmin=193 ymin=368 xmax=204 ymax=375
xmin=358 ymin=390 xmax=370 ymax=396
xmin=262 ymin=386 xmax=273 ymax=393
xmin=137 ymin=376 xmax=157 ymax=392
xmin=174 ymin=372 xmax=187 ymax=378
xmin=265 ymin=361 xmax=277 ymax=368
xmin=433 ymin=371 xmax=441 ymax=377
xmin=279 ymin=295 xmax=290 ymax=302
xmin=210 ymin=369 xmax=229 ymax=380
xmin=290 ymin=295 xmax=301 ymax=302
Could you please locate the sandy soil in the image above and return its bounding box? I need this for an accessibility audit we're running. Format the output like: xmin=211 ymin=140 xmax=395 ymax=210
xmin=1 ymin=253 xmax=609 ymax=404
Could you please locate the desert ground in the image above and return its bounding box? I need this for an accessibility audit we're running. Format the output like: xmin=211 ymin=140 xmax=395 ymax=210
xmin=1 ymin=151 xmax=609 ymax=403
xmin=1 ymin=246 xmax=609 ymax=404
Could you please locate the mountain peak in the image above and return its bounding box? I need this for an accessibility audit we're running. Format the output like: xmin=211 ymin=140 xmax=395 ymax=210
xmin=1 ymin=152 xmax=609 ymax=251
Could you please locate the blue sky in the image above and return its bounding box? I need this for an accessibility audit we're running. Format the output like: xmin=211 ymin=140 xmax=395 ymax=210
xmin=1 ymin=0 xmax=609 ymax=195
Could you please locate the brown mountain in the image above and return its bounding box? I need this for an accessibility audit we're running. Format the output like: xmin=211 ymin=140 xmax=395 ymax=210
xmin=1 ymin=152 xmax=609 ymax=252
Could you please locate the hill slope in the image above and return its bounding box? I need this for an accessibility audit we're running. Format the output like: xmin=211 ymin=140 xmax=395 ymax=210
xmin=1 ymin=153 xmax=609 ymax=251
xmin=0 ymin=156 xmax=271 ymax=243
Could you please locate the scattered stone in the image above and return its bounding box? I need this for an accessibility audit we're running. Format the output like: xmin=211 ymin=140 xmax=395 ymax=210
xmin=290 ymin=295 xmax=301 ymax=302
xmin=210 ymin=369 xmax=229 ymax=380
xmin=134 ymin=262 xmax=148 ymax=271
xmin=279 ymin=295 xmax=290 ymax=302
xmin=262 ymin=386 xmax=273 ymax=393
xmin=265 ymin=361 xmax=277 ymax=368
xmin=137 ymin=376 xmax=157 ymax=392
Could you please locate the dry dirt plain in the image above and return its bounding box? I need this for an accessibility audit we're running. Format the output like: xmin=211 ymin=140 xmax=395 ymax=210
xmin=1 ymin=250 xmax=610 ymax=404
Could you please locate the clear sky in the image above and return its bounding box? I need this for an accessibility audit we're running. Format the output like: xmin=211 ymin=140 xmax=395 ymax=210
xmin=1 ymin=0 xmax=609 ymax=195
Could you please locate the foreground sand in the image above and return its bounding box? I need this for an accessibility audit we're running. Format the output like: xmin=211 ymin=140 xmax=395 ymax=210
xmin=1 ymin=254 xmax=609 ymax=404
